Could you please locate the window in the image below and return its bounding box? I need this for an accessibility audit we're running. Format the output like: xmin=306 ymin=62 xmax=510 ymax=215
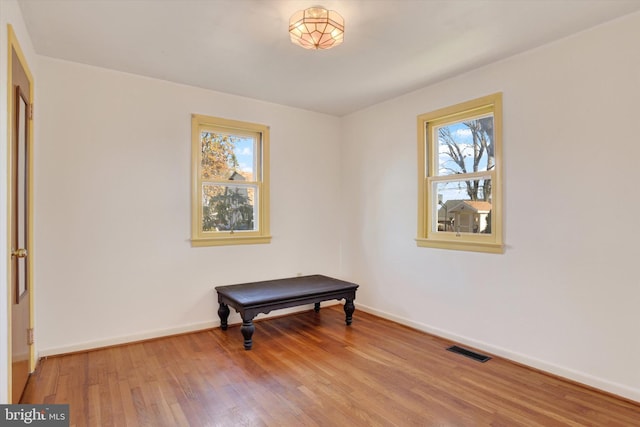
xmin=417 ymin=93 xmax=503 ymax=253
xmin=191 ymin=114 xmax=270 ymax=246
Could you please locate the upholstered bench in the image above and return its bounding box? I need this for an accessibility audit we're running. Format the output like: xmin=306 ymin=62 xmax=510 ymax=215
xmin=215 ymin=275 xmax=359 ymax=350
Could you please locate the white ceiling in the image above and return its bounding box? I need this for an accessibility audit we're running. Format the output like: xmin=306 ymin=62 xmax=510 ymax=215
xmin=19 ymin=0 xmax=640 ymax=116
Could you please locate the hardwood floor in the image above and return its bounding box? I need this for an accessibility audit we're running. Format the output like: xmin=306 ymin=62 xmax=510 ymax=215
xmin=23 ymin=306 xmax=640 ymax=426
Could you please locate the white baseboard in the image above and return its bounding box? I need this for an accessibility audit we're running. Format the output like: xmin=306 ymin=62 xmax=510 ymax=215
xmin=38 ymin=301 xmax=637 ymax=403
xmin=38 ymin=304 xmax=327 ymax=357
xmin=356 ymin=304 xmax=640 ymax=403
xmin=38 ymin=320 xmax=218 ymax=357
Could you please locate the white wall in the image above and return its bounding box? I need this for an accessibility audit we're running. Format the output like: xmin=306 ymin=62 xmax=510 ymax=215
xmin=0 ymin=0 xmax=38 ymax=404
xmin=340 ymin=12 xmax=640 ymax=401
xmin=34 ymin=58 xmax=342 ymax=354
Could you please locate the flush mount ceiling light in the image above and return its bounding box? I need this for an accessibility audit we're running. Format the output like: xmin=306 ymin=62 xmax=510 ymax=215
xmin=289 ymin=6 xmax=344 ymax=50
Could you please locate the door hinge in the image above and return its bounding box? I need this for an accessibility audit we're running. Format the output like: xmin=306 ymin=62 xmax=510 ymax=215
xmin=28 ymin=103 xmax=34 ymax=120
xmin=27 ymin=328 xmax=34 ymax=345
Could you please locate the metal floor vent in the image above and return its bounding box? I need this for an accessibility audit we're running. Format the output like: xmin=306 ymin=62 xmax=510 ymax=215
xmin=447 ymin=345 xmax=491 ymax=363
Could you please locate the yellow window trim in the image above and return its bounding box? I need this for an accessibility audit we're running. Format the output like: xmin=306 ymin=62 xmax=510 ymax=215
xmin=191 ymin=114 xmax=271 ymax=246
xmin=191 ymin=235 xmax=272 ymax=247
xmin=415 ymin=238 xmax=504 ymax=254
xmin=417 ymin=93 xmax=503 ymax=254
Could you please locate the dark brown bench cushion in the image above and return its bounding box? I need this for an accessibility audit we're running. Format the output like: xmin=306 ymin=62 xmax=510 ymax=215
xmin=215 ymin=274 xmax=358 ymax=306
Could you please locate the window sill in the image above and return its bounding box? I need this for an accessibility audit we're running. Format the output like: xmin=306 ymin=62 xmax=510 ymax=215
xmin=415 ymin=238 xmax=504 ymax=254
xmin=191 ymin=235 xmax=272 ymax=247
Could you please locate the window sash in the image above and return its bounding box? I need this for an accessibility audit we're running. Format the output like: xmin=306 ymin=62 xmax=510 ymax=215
xmin=197 ymin=127 xmax=262 ymax=233
xmin=427 ymin=174 xmax=494 ymax=236
xmin=199 ymin=128 xmax=260 ymax=182
xmin=201 ymin=183 xmax=260 ymax=233
xmin=426 ymin=110 xmax=494 ymax=179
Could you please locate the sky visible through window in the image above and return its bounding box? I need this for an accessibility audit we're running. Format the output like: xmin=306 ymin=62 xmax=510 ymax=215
xmin=235 ymin=137 xmax=254 ymax=176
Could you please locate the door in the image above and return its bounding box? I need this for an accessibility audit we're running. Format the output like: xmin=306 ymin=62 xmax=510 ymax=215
xmin=8 ymin=25 xmax=34 ymax=404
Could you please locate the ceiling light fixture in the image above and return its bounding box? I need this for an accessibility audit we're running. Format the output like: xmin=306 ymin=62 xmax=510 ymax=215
xmin=289 ymin=7 xmax=344 ymax=50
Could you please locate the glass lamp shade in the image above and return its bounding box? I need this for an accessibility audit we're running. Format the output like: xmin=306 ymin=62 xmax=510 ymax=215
xmin=289 ymin=7 xmax=344 ymax=50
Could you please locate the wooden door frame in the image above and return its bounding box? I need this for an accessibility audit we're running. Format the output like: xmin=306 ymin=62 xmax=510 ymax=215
xmin=6 ymin=24 xmax=35 ymax=402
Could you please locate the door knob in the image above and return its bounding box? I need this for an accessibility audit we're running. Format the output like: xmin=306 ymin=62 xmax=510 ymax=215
xmin=11 ymin=248 xmax=27 ymax=258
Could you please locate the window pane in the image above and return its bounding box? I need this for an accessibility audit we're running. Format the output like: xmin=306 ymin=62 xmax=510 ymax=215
xmin=434 ymin=179 xmax=492 ymax=234
xmin=202 ymin=184 xmax=258 ymax=232
xmin=435 ymin=115 xmax=494 ymax=176
xmin=200 ymin=131 xmax=255 ymax=181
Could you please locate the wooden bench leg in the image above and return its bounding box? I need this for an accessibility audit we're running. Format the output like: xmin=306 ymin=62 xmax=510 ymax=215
xmin=344 ymin=299 xmax=355 ymax=325
xmin=314 ymin=302 xmax=321 ymax=312
xmin=218 ymin=303 xmax=230 ymax=330
xmin=241 ymin=317 xmax=255 ymax=350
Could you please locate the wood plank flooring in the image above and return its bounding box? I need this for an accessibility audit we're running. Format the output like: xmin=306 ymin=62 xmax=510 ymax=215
xmin=22 ymin=306 xmax=640 ymax=426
